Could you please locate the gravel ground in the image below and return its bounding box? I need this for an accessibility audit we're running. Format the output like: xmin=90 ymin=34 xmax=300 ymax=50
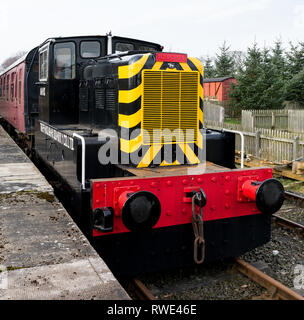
xmin=136 ymin=202 xmax=304 ymax=300
xmin=139 ymin=261 xmax=269 ymax=300
xmin=276 ymin=200 xmax=304 ymax=225
xmin=241 ymin=221 xmax=304 ymax=291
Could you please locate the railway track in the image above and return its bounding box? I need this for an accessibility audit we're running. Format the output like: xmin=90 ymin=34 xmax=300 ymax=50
xmin=131 ymin=190 xmax=304 ymax=301
xmin=284 ymin=189 xmax=304 ymax=205
xmin=270 ymin=189 xmax=304 ymax=235
xmin=132 ymin=257 xmax=304 ymax=300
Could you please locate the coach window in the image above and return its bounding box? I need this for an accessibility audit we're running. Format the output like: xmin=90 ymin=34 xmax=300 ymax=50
xmin=15 ymin=74 xmax=17 ymax=99
xmin=54 ymin=42 xmax=75 ymax=80
xmin=39 ymin=47 xmax=48 ymax=81
xmin=6 ymin=75 xmax=9 ymax=101
xmin=2 ymin=78 xmax=5 ymax=97
xmin=18 ymin=80 xmax=21 ymax=104
xmin=115 ymin=42 xmax=134 ymax=53
xmin=0 ymin=78 xmax=2 ymax=97
xmin=10 ymin=73 xmax=14 ymax=102
xmin=80 ymin=41 xmax=101 ymax=58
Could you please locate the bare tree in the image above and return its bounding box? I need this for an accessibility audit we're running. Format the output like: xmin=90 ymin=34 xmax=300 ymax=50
xmin=0 ymin=51 xmax=27 ymax=72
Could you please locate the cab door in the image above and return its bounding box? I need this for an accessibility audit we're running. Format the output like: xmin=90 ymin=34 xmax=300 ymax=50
xmin=50 ymin=41 xmax=78 ymax=125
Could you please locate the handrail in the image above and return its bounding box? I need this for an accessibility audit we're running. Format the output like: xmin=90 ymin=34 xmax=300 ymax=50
xmin=222 ymin=129 xmax=245 ymax=168
xmin=73 ymin=133 xmax=86 ymax=189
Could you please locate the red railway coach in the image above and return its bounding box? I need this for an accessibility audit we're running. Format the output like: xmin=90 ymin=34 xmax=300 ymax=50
xmin=0 ymin=48 xmax=38 ymax=134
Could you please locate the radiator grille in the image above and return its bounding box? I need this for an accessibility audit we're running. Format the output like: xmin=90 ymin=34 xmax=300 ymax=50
xmin=142 ymin=70 xmax=199 ymax=144
xmin=95 ymin=88 xmax=105 ymax=109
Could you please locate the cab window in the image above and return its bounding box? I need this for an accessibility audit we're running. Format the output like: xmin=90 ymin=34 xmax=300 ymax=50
xmin=115 ymin=42 xmax=134 ymax=53
xmin=138 ymin=45 xmax=157 ymax=51
xmin=39 ymin=46 xmax=49 ymax=81
xmin=80 ymin=41 xmax=101 ymax=58
xmin=54 ymin=42 xmax=76 ymax=80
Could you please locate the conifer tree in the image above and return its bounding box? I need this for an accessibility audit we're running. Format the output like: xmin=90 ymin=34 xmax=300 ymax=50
xmin=214 ymin=41 xmax=235 ymax=77
xmin=285 ymin=68 xmax=304 ymax=106
xmin=229 ymin=41 xmax=263 ymax=110
xmin=286 ymin=42 xmax=304 ymax=77
xmin=203 ymin=56 xmax=215 ymax=78
xmin=261 ymin=40 xmax=286 ymax=109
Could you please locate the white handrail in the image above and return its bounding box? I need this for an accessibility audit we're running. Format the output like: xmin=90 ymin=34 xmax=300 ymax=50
xmin=222 ymin=129 xmax=244 ymax=169
xmin=73 ymin=133 xmax=86 ymax=189
xmin=107 ymin=31 xmax=112 ymax=55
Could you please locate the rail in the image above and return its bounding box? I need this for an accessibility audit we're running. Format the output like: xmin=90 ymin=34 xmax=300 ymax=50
xmin=235 ymin=258 xmax=304 ymax=300
xmin=132 ymin=278 xmax=156 ymax=300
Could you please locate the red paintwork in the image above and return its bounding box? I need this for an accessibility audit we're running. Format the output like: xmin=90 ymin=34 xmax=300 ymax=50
xmin=92 ymin=167 xmax=273 ymax=237
xmin=203 ymin=78 xmax=237 ymax=102
xmin=156 ymin=52 xmax=188 ymax=63
xmin=0 ymin=61 xmax=26 ymax=133
xmin=242 ymin=179 xmax=259 ymax=201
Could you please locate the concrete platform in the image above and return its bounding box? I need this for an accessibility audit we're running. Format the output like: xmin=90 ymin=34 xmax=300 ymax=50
xmin=0 ymin=126 xmax=129 ymax=300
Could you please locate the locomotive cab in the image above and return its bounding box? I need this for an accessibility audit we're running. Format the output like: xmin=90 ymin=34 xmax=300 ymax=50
xmin=36 ymin=35 xmax=161 ymax=127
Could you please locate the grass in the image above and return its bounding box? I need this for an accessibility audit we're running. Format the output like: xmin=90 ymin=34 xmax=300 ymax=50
xmin=274 ymin=175 xmax=304 ymax=193
xmin=0 ymin=190 xmax=55 ymax=204
xmin=224 ymin=118 xmax=241 ymax=125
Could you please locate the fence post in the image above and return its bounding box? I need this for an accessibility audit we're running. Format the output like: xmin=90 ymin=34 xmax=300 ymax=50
xmin=271 ymin=112 xmax=275 ymax=129
xmin=293 ymin=136 xmax=299 ymax=161
xmin=255 ymin=130 xmax=260 ymax=158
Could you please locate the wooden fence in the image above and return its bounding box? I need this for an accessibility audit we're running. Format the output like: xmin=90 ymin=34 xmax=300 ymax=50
xmin=241 ymin=110 xmax=289 ymax=131
xmin=288 ymin=110 xmax=304 ymax=133
xmin=242 ymin=109 xmax=304 ymax=133
xmin=205 ymin=120 xmax=304 ymax=163
xmin=203 ymin=102 xmax=224 ymax=124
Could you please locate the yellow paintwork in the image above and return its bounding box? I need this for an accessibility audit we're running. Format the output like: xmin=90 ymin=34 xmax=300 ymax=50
xmin=118 ymin=56 xmax=204 ymax=167
xmin=178 ymin=143 xmax=199 ymax=164
xmin=120 ymin=134 xmax=142 ymax=153
xmin=119 ymin=84 xmax=142 ymax=104
xmin=137 ymin=144 xmax=163 ymax=168
xmin=118 ymin=54 xmax=150 ymax=79
xmin=119 ymin=109 xmax=141 ymax=128
xmin=160 ymin=160 xmax=181 ymax=166
xmin=188 ymin=57 xmax=204 ymax=76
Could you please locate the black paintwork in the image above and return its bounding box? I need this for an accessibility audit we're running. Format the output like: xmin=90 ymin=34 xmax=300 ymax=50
xmin=93 ymin=213 xmax=272 ymax=276
xmin=24 ymin=47 xmax=39 ymax=133
xmin=205 ymin=130 xmax=236 ymax=169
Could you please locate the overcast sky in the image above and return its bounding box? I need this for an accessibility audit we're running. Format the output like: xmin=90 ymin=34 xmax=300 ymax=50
xmin=0 ymin=0 xmax=303 ymax=64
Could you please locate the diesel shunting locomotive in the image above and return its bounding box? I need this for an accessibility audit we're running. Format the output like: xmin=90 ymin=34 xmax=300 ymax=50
xmin=0 ymin=34 xmax=285 ymax=275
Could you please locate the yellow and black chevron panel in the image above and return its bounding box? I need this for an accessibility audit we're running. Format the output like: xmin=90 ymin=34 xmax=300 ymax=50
xmin=118 ymin=53 xmax=204 ymax=168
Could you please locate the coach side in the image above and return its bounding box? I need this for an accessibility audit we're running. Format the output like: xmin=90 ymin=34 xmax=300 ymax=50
xmin=0 ymin=57 xmax=27 ymax=132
